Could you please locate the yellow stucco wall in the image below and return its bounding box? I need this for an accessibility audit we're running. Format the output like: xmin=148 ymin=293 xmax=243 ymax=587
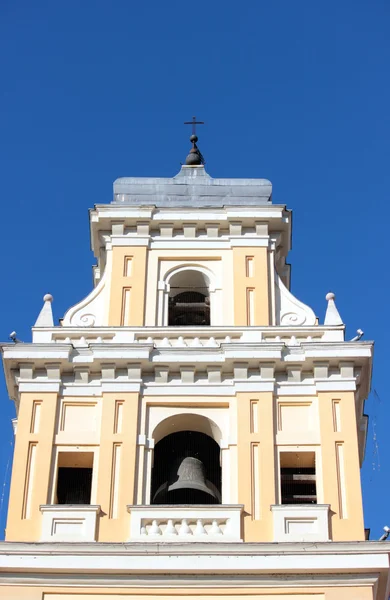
xmin=6 ymin=392 xmax=58 ymax=542
xmin=5 ymin=387 xmax=365 ymax=543
xmin=108 ymin=247 xmax=148 ymax=325
xmin=232 ymin=247 xmax=270 ymax=325
xmin=5 ymin=392 xmax=140 ymax=543
xmin=237 ymin=391 xmax=275 ymax=541
xmin=318 ymin=390 xmax=365 ymax=540
xmin=94 ymin=392 xmax=140 ymax=541
xmin=106 ymin=244 xmax=271 ymax=327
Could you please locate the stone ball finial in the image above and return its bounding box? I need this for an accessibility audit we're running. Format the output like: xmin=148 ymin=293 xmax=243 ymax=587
xmin=325 ymin=292 xmax=335 ymax=301
xmin=43 ymin=293 xmax=53 ymax=303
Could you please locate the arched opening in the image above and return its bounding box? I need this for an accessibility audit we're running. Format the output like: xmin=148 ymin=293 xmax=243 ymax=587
xmin=151 ymin=431 xmax=221 ymax=505
xmin=168 ymin=269 xmax=210 ymax=326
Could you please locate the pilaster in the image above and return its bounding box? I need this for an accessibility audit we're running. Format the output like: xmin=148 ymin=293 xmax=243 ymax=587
xmin=96 ymin=391 xmax=141 ymax=541
xmin=6 ymin=391 xmax=59 ymax=541
xmin=318 ymin=390 xmax=365 ymax=541
xmin=108 ymin=246 xmax=147 ymax=326
xmin=232 ymin=247 xmax=270 ymax=326
xmin=236 ymin=390 xmax=276 ymax=542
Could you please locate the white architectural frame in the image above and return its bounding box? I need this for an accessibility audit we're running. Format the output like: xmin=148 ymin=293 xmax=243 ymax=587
xmin=275 ymin=445 xmax=324 ymax=506
xmin=158 ymin=263 xmax=221 ymax=326
xmin=49 ymin=446 xmax=100 ymax=506
xmin=141 ymin=408 xmax=234 ymax=506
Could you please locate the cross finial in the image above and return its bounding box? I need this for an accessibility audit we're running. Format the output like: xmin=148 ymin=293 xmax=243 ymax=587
xmin=184 ymin=116 xmax=204 ymax=136
xmin=184 ymin=116 xmax=205 ymax=166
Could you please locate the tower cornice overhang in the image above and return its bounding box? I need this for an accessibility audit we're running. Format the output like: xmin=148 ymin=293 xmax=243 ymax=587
xmin=0 ymin=540 xmax=389 ymax=599
xmin=89 ymin=203 xmax=292 ymax=269
xmin=1 ymin=332 xmax=373 ymax=418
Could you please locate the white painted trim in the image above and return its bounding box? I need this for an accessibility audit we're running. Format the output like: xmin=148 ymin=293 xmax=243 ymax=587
xmin=111 ymin=236 xmax=150 ymax=246
xmin=235 ymin=382 xmax=275 ymax=392
xmin=39 ymin=505 xmax=100 ymax=543
xmin=152 ymin=240 xmax=232 ymax=250
xmin=127 ymin=505 xmax=243 ymax=542
xmin=276 ymin=384 xmax=317 ymax=396
xmin=272 ymin=504 xmax=330 ymax=542
xmin=14 ymin=380 xmax=361 ymax=398
xmin=316 ymin=380 xmax=356 ymax=392
xmin=0 ymin=547 xmax=387 ymax=572
xmin=229 ymin=237 xmax=269 ymax=247
xmin=101 ymin=382 xmax=142 ymax=393
xmin=62 ymin=262 xmax=109 ymax=327
xmin=143 ymin=385 xmax=236 ymax=396
xmin=275 ymin=272 xmax=316 ymax=326
xmin=19 ymin=382 xmax=60 ymax=393
xmin=91 ymin=205 xmax=287 ymax=221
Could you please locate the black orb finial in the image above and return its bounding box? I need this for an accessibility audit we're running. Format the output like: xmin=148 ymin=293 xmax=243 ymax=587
xmin=184 ymin=116 xmax=205 ymax=166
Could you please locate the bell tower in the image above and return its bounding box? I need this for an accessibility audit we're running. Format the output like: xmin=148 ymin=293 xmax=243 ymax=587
xmin=1 ymin=129 xmax=390 ymax=599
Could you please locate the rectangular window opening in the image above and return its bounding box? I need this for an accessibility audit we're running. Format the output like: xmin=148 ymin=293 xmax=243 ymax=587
xmin=280 ymin=451 xmax=316 ymax=505
xmin=55 ymin=452 xmax=93 ymax=505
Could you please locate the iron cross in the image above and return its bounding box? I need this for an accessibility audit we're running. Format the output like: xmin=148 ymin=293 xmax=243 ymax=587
xmin=184 ymin=116 xmax=205 ymax=136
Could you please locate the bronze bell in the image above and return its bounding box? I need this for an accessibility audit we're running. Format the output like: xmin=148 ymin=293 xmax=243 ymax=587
xmin=153 ymin=456 xmax=219 ymax=504
xmin=169 ymin=457 xmax=216 ymax=496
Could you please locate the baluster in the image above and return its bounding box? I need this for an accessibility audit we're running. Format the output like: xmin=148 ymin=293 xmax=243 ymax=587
xmin=210 ymin=520 xmax=223 ymax=535
xmin=165 ymin=519 xmax=177 ymax=535
xmin=195 ymin=519 xmax=207 ymax=535
xmin=224 ymin=518 xmax=232 ymax=535
xmin=178 ymin=519 xmax=192 ymax=535
xmin=149 ymin=520 xmax=162 ymax=535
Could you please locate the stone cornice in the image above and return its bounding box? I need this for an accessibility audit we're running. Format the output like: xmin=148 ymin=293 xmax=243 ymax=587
xmin=2 ymin=334 xmax=373 ymax=405
xmin=89 ymin=203 xmax=291 ymax=259
xmin=0 ymin=539 xmax=387 ymax=596
xmin=0 ymin=538 xmax=389 ymax=556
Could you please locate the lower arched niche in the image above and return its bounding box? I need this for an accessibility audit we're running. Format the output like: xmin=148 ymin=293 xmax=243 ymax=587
xmin=151 ymin=429 xmax=222 ymax=506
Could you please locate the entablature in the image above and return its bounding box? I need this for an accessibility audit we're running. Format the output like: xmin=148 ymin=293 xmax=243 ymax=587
xmin=89 ymin=204 xmax=291 ymax=280
xmin=2 ymin=327 xmax=372 ymax=414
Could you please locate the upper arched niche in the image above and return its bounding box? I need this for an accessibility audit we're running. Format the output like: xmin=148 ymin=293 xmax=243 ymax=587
xmin=152 ymin=413 xmax=223 ymax=446
xmin=167 ymin=268 xmax=211 ymax=326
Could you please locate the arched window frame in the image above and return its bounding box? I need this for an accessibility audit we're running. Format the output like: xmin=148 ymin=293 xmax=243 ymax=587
xmin=139 ymin=410 xmax=234 ymax=506
xmin=157 ymin=264 xmax=220 ymax=326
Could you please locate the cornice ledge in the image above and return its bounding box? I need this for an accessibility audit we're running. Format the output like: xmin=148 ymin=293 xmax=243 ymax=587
xmin=0 ymin=572 xmax=380 ymax=589
xmin=2 ymin=345 xmax=72 ymax=359
xmin=0 ymin=540 xmax=389 ymax=555
xmin=302 ymin=342 xmax=373 ymax=358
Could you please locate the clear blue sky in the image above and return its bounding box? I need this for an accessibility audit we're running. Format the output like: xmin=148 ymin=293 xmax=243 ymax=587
xmin=0 ymin=1 xmax=389 ymax=540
